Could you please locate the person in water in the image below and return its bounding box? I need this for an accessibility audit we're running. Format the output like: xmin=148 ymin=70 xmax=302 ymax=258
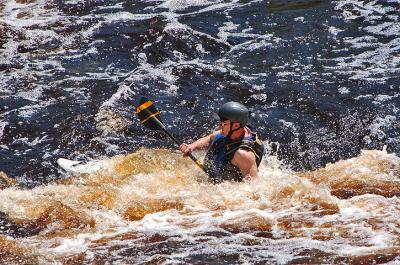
xmin=179 ymin=102 xmax=265 ymax=183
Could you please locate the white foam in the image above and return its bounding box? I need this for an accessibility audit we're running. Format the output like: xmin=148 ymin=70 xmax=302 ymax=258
xmin=330 ymin=0 xmax=400 ymax=81
xmin=102 ymin=53 xmax=212 ymax=108
xmin=28 ymin=135 xmax=48 ymax=147
xmin=63 ymin=87 xmax=90 ymax=102
xmin=365 ymin=22 xmax=400 ymax=37
xmin=158 ymin=0 xmax=217 ymax=12
xmin=0 ymin=0 xmax=62 ymax=28
xmin=16 ymin=86 xmax=44 ymax=102
xmin=294 ymin=17 xmax=304 ymax=22
xmin=335 ymin=0 xmax=396 ymax=22
xmin=10 ymin=136 xmax=43 ymax=148
xmin=344 ymin=36 xmax=378 ymax=49
xmin=338 ymin=87 xmax=350 ymax=94
xmin=328 ymin=26 xmax=343 ymax=36
xmin=369 ymin=232 xmax=394 ymax=248
xmin=0 ymin=121 xmax=8 ymax=140
xmin=104 ymin=11 xmax=156 ymax=23
xmin=16 ymin=100 xmax=55 ymax=118
xmin=63 ymin=0 xmax=86 ymax=4
xmin=50 ymin=235 xmax=89 ymax=255
xmin=374 ymin=93 xmax=400 ymax=103
xmin=228 ymin=34 xmax=278 ymax=55
xmin=367 ymin=115 xmax=397 ymax=141
xmin=217 ymin=21 xmax=239 ymax=41
xmin=325 ymin=40 xmax=400 ymax=82
xmin=85 ymin=72 xmax=119 ymax=81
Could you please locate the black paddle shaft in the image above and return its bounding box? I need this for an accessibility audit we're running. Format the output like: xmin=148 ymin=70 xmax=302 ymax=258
xmin=160 ymin=126 xmax=199 ymax=163
xmin=136 ymin=97 xmax=204 ymax=170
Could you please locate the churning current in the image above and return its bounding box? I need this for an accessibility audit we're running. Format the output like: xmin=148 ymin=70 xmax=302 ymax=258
xmin=0 ymin=0 xmax=399 ymax=264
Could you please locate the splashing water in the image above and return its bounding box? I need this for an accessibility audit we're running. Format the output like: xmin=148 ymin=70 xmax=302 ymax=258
xmin=0 ymin=148 xmax=399 ymax=263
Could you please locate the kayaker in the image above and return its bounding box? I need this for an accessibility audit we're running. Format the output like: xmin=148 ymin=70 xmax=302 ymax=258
xmin=179 ymin=102 xmax=265 ymax=183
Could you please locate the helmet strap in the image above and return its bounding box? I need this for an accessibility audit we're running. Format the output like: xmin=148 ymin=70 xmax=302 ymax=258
xmin=227 ymin=122 xmax=243 ymax=139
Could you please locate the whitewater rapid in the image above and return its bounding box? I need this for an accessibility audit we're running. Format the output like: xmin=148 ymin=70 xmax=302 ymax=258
xmin=0 ymin=147 xmax=399 ymax=263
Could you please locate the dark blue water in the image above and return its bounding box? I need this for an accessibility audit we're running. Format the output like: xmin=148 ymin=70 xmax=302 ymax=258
xmin=0 ymin=0 xmax=399 ymax=185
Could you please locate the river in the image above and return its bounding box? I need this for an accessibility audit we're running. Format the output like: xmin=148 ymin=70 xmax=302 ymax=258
xmin=0 ymin=0 xmax=399 ymax=264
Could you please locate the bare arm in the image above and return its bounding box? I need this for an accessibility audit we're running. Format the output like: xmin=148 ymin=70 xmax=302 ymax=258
xmin=231 ymin=149 xmax=258 ymax=180
xmin=179 ymin=130 xmax=220 ymax=156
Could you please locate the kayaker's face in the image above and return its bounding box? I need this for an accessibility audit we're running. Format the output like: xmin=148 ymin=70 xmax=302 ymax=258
xmin=219 ymin=119 xmax=230 ymax=135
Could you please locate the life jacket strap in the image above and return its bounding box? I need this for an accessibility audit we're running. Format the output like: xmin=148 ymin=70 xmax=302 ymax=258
xmin=224 ymin=132 xmax=264 ymax=165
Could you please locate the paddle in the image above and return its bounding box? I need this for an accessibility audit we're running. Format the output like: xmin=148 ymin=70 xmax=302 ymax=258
xmin=135 ymin=97 xmax=204 ymax=170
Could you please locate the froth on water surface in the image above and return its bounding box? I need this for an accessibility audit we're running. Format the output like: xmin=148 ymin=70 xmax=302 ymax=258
xmin=0 ymin=148 xmax=399 ymax=263
xmin=299 ymin=148 xmax=400 ymax=199
xmin=1 ymin=0 xmax=400 ymax=263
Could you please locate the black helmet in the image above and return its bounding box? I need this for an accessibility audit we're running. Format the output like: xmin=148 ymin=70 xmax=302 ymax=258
xmin=217 ymin=101 xmax=249 ymax=126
